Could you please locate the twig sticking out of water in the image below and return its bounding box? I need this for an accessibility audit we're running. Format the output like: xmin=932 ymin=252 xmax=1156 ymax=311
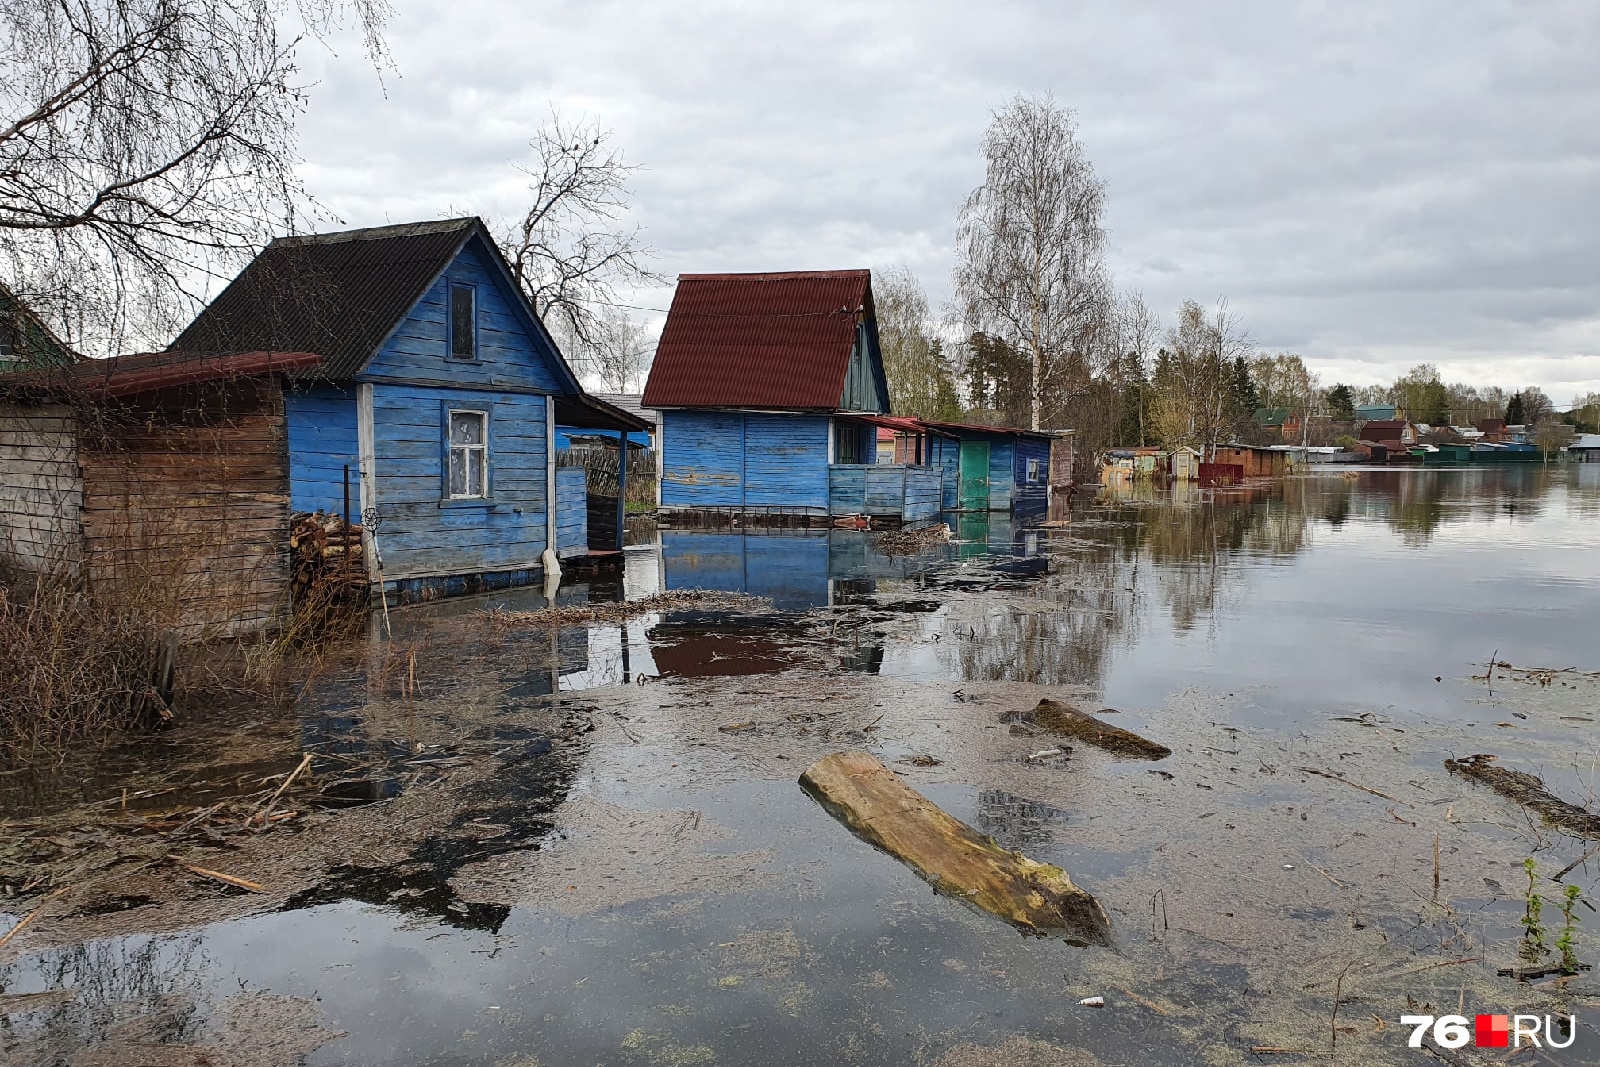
xmin=0 ymin=886 xmax=69 ymax=950
xmin=248 ymin=753 xmax=313 ymax=827
xmin=1298 ymin=766 xmax=1403 ymax=804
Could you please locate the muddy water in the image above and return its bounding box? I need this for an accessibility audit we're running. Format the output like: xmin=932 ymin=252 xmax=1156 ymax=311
xmin=4 ymin=465 xmax=1600 ymax=1066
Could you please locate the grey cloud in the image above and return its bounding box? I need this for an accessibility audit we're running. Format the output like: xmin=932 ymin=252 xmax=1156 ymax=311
xmin=287 ymin=0 xmax=1599 ymax=394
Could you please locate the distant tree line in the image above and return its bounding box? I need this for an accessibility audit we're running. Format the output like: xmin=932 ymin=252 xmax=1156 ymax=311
xmin=873 ymin=94 xmax=1592 ymax=462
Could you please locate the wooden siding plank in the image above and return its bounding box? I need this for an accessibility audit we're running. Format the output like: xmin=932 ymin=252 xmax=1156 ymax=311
xmin=286 ymin=383 xmax=360 ymax=515
xmin=743 ymin=414 xmax=829 ymax=510
xmin=660 ymin=410 xmax=744 ymax=508
xmin=367 ymin=382 xmax=549 ymax=579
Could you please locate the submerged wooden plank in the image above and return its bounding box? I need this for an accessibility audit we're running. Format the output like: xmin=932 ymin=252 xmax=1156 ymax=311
xmin=800 ymin=751 xmax=1112 ymax=942
xmin=1006 ymin=699 xmax=1172 ymax=760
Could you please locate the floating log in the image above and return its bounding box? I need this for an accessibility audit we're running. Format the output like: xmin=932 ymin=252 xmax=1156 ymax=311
xmin=799 ymin=751 xmax=1111 ymax=943
xmin=1005 ymin=699 xmax=1171 ymax=760
xmin=1445 ymin=754 xmax=1600 ymax=839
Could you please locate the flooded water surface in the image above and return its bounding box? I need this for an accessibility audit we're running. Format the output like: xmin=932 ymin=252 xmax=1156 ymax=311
xmin=4 ymin=466 xmax=1599 ymax=1066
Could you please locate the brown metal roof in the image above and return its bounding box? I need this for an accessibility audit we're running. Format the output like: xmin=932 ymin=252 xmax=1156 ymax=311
xmin=1359 ymin=420 xmax=1407 ymax=442
xmin=641 ymin=270 xmax=871 ymax=410
xmin=553 ymin=392 xmax=652 ymax=433
xmin=918 ymin=418 xmax=1061 ymax=439
xmin=3 ymin=350 xmax=321 ymax=399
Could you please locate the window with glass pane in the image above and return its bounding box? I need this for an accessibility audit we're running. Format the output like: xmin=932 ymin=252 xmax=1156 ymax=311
xmin=447 ymin=410 xmax=487 ymax=498
xmin=450 ymin=285 xmax=475 ymax=359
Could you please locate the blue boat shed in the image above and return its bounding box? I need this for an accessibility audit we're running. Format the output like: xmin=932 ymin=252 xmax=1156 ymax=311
xmin=169 ymin=217 xmax=649 ymax=601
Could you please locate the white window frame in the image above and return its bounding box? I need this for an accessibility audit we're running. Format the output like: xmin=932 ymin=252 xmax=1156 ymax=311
xmin=447 ymin=408 xmax=489 ymax=499
xmin=1025 ymin=457 xmax=1042 ymax=483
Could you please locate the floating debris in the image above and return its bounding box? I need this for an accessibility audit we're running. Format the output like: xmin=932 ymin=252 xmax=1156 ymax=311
xmin=872 ymin=523 xmax=952 ymax=556
xmin=1445 ymin=754 xmax=1600 ymax=839
xmin=485 ymin=589 xmax=771 ymax=629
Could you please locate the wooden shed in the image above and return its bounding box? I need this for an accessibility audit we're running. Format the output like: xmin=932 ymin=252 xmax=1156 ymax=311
xmin=168 ymin=217 xmax=647 ymax=603
xmin=1211 ymin=444 xmax=1290 ymax=479
xmin=0 ymin=350 xmax=320 ymax=636
xmin=920 ymin=420 xmax=1056 ymax=514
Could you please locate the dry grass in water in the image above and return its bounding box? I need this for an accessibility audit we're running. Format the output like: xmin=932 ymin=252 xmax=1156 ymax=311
xmin=873 ymin=523 xmax=952 ymax=557
xmin=485 ymin=589 xmax=771 ymax=629
xmin=0 ymin=581 xmax=172 ymax=766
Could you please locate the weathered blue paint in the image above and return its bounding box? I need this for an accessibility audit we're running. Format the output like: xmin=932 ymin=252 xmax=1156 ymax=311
xmin=826 ymin=464 xmax=943 ymax=523
xmin=1012 ymin=437 xmax=1050 ymax=514
xmin=284 ymin=383 xmax=359 ymax=515
xmin=926 ymin=427 xmax=1055 ymax=512
xmin=904 ymin=467 xmax=942 ymax=521
xmin=361 ymin=236 xmax=568 ymax=394
xmin=659 ymin=410 xmax=830 ymax=513
xmin=988 ymin=438 xmax=1015 ymax=511
xmin=556 ymin=467 xmax=587 ymax=558
xmin=555 ymin=428 xmax=651 ymax=450
xmin=272 ymin=229 xmax=602 ymax=596
xmin=368 ymin=383 xmax=549 ymax=582
xmin=382 ymin=566 xmax=544 ymax=606
xmin=928 ymin=435 xmax=961 ymax=510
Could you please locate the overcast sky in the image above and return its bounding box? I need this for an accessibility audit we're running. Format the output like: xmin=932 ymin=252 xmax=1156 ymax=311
xmin=295 ymin=0 xmax=1599 ymax=401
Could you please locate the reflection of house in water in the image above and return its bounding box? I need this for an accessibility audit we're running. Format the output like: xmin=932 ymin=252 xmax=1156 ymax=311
xmin=658 ymin=528 xmax=998 ymax=609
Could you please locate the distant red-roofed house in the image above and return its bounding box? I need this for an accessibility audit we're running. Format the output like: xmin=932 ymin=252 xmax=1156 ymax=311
xmin=1358 ymin=419 xmax=1416 ymax=449
xmin=1476 ymin=418 xmax=1507 ymax=442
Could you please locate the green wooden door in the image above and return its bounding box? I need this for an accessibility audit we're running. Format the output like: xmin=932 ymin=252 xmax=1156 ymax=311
xmin=958 ymin=441 xmax=990 ymax=511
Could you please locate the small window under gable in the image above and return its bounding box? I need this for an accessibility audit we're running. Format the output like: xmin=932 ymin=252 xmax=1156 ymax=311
xmin=447 ymin=409 xmax=488 ymax=498
xmin=449 ymin=284 xmax=476 ymax=360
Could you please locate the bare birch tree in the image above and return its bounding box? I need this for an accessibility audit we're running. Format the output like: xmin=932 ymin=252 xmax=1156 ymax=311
xmin=499 ymin=110 xmax=662 ymax=359
xmin=954 ymin=94 xmax=1110 ymax=430
xmin=1150 ymin=299 xmax=1253 ymax=453
xmin=1 ymin=0 xmax=391 ymax=354
xmin=874 ymin=265 xmax=960 ymax=420
xmin=587 ymin=306 xmax=653 ymax=393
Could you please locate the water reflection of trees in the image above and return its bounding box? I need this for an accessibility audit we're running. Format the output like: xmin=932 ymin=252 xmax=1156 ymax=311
xmin=914 ymin=468 xmax=1580 ymax=692
xmin=0 ymin=934 xmax=208 ymax=1060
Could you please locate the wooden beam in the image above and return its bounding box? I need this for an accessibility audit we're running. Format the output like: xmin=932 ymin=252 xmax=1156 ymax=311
xmin=800 ymin=751 xmax=1111 ymax=942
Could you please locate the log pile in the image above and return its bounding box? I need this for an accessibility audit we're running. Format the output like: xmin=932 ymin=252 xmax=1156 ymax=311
xmin=288 ymin=511 xmax=369 ymax=623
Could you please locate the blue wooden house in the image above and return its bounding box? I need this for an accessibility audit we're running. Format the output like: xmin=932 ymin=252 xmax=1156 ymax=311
xmin=169 ymin=217 xmax=648 ymax=601
xmin=919 ymin=419 xmax=1063 ymax=514
xmin=642 ymin=270 xmax=941 ymax=525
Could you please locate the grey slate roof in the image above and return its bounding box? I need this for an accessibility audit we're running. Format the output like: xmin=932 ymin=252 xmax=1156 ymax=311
xmin=591 ymin=392 xmax=655 ymax=420
xmin=168 ymin=218 xmax=485 ymax=380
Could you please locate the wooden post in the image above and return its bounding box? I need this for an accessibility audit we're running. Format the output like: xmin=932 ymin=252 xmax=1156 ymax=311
xmin=615 ymin=428 xmax=627 ymax=551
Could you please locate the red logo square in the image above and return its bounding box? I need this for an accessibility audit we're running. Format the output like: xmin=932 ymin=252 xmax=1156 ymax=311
xmin=1476 ymin=1014 xmax=1509 ymax=1048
